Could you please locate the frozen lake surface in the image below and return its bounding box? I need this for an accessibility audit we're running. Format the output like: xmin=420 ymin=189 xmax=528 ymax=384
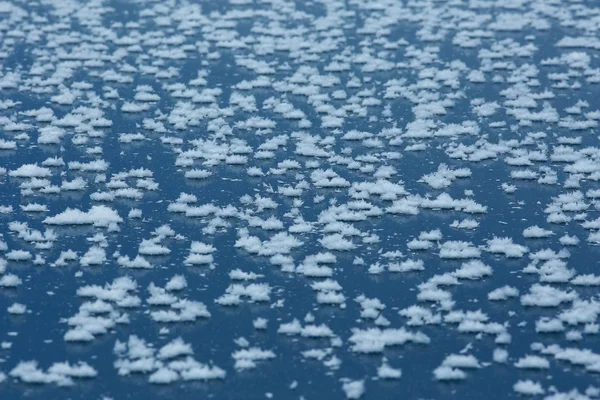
xmin=1 ymin=0 xmax=600 ymax=398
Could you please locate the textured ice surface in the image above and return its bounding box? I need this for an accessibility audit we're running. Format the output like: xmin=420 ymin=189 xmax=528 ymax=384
xmin=1 ymin=0 xmax=600 ymax=399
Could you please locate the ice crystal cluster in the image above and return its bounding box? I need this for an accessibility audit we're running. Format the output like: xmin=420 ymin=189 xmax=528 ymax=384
xmin=1 ymin=0 xmax=600 ymax=398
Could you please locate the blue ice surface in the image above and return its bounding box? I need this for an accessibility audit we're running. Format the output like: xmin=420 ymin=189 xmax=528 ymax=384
xmin=1 ymin=0 xmax=600 ymax=399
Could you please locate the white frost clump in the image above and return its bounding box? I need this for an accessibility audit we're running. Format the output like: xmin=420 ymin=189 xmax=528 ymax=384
xmin=341 ymin=379 xmax=365 ymax=399
xmin=388 ymin=259 xmax=425 ymax=273
xmin=433 ymin=366 xmax=467 ymax=381
xmin=157 ymin=337 xmax=193 ymax=359
xmin=6 ymin=250 xmax=32 ymax=261
xmin=485 ymin=237 xmax=528 ymax=258
xmin=399 ymin=305 xmax=441 ymax=326
xmin=559 ymin=234 xmax=580 ymax=246
xmin=53 ymin=250 xmax=78 ymax=267
xmin=184 ymin=241 xmax=216 ymax=268
xmin=355 ymin=295 xmax=385 ymax=319
xmin=114 ymin=335 xmax=225 ymax=383
xmin=65 ymin=276 xmax=140 ymax=342
xmin=150 ymin=298 xmax=210 ymax=323
xmin=452 ymin=260 xmax=492 ymax=280
xmin=488 ymin=286 xmax=519 ymax=301
xmin=513 ymin=380 xmax=545 ymax=396
xmin=80 ymin=246 xmax=106 ymax=267
xmin=440 ymin=354 xmax=481 ymax=369
xmin=230 ymin=269 xmax=263 ymax=281
xmin=348 ymin=328 xmax=430 ymax=353
xmin=139 ymin=239 xmax=171 ymax=256
xmin=117 ymin=255 xmax=153 ymax=269
xmin=253 ymin=318 xmax=268 ymax=330
xmin=571 ymin=274 xmax=600 ymax=286
xmin=377 ymin=359 xmax=402 ymax=379
xmin=128 ymin=209 xmax=142 ymax=219
xmin=514 ymin=355 xmax=550 ymax=369
xmin=521 ymin=284 xmax=577 ymax=307
xmin=535 ymin=318 xmax=565 ymax=333
xmin=9 ymin=163 xmax=52 ymax=178
xmin=319 ymin=234 xmax=356 ymax=251
xmin=7 ymin=303 xmax=27 ymax=314
xmin=232 ymin=347 xmax=275 ymax=371
xmin=165 ymin=275 xmax=187 ymax=291
xmin=522 ymin=225 xmax=554 ymax=238
xmin=439 ymin=241 xmax=481 ymax=259
xmin=0 ymin=274 xmax=22 ymax=287
xmin=493 ymin=349 xmax=509 ymax=363
xmin=149 ymin=368 xmax=179 ymax=384
xmin=419 ymin=164 xmax=471 ymax=189
xmin=10 ymin=361 xmax=97 ymax=386
xmin=21 ymin=203 xmax=49 ymax=212
xmin=215 ymin=283 xmax=271 ymax=306
xmin=278 ymin=319 xmax=302 ymax=336
xmin=450 ymin=219 xmax=479 ymax=229
xmin=315 ymin=282 xmax=346 ymax=306
xmin=43 ymin=206 xmax=122 ymax=227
